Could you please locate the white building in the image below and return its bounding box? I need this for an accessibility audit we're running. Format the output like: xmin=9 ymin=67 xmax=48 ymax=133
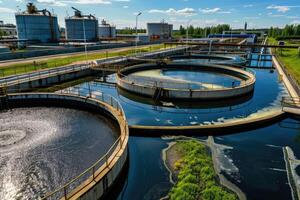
xmin=147 ymin=22 xmax=173 ymax=41
xmin=0 ymin=21 xmax=17 ymax=38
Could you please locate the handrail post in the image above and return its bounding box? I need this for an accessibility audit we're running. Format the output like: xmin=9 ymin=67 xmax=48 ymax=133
xmin=105 ymin=154 xmax=108 ymax=166
xmin=120 ymin=136 xmax=123 ymax=148
xmin=64 ymin=187 xmax=68 ymax=200
xmin=92 ymin=166 xmax=95 ymax=180
xmin=88 ymin=82 xmax=92 ymax=97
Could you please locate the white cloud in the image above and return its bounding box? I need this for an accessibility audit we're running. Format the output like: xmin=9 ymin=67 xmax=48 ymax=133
xmin=266 ymin=5 xmax=300 ymax=13
xmin=148 ymin=8 xmax=197 ymax=17
xmin=218 ymin=11 xmax=231 ymax=14
xmin=123 ymin=5 xmax=128 ymax=8
xmin=114 ymin=0 xmax=130 ymax=1
xmin=0 ymin=1 xmax=3 ymax=3
xmin=167 ymin=17 xmax=225 ymax=29
xmin=199 ymin=8 xmax=231 ymax=14
xmin=63 ymin=0 xmax=112 ymax=4
xmin=38 ymin=0 xmax=66 ymax=7
xmin=0 ymin=7 xmax=15 ymax=13
xmin=199 ymin=8 xmax=220 ymax=14
xmin=243 ymin=4 xmax=253 ymax=8
xmin=291 ymin=20 xmax=300 ymax=24
xmin=244 ymin=16 xmax=259 ymax=20
xmin=287 ymin=16 xmax=299 ymax=19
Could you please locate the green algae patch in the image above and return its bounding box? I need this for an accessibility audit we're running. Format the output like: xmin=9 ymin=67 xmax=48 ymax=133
xmin=166 ymin=140 xmax=238 ymax=200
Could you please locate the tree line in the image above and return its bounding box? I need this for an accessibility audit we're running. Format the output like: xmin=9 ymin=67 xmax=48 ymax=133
xmin=268 ymin=24 xmax=300 ymax=39
xmin=117 ymin=27 xmax=146 ymax=35
xmin=0 ymin=30 xmax=7 ymax=38
xmin=173 ymin=24 xmax=231 ymax=38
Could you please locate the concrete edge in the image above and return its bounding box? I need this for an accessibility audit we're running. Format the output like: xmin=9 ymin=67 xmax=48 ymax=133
xmin=272 ymin=54 xmax=299 ymax=98
xmin=129 ymin=109 xmax=285 ymax=135
xmin=117 ymin=63 xmax=256 ymax=100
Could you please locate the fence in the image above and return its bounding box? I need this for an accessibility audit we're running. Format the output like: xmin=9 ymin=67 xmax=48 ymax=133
xmin=0 ymin=45 xmax=187 ymax=88
xmin=0 ymin=63 xmax=91 ymax=87
xmin=273 ymin=54 xmax=300 ymax=96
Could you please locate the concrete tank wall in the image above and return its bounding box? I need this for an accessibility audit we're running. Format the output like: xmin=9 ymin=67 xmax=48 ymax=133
xmin=65 ymin=18 xmax=98 ymax=41
xmin=16 ymin=14 xmax=60 ymax=43
xmin=117 ymin=63 xmax=256 ymax=100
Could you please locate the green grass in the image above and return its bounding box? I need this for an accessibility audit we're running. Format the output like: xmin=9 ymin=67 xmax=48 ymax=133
xmin=169 ymin=140 xmax=237 ymax=200
xmin=269 ymin=37 xmax=300 ymax=83
xmin=0 ymin=44 xmax=172 ymax=78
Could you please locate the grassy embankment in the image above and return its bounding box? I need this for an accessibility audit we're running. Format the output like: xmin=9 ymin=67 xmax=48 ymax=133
xmin=269 ymin=37 xmax=300 ymax=83
xmin=167 ymin=140 xmax=237 ymax=200
xmin=0 ymin=44 xmax=172 ymax=78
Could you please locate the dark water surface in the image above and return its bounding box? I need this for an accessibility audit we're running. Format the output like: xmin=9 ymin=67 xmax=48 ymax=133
xmin=117 ymin=118 xmax=300 ymax=200
xmin=215 ymin=118 xmax=300 ymax=200
xmin=117 ymin=137 xmax=171 ymax=200
xmin=0 ymin=107 xmax=118 ymax=200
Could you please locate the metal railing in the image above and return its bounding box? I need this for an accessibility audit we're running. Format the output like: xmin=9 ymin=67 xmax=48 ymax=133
xmin=0 ymin=45 xmax=186 ymax=88
xmin=0 ymin=63 xmax=91 ymax=87
xmin=273 ymin=54 xmax=300 ymax=96
xmin=33 ymin=88 xmax=129 ymax=200
xmin=93 ymin=45 xmax=186 ymax=65
xmin=118 ymin=68 xmax=255 ymax=91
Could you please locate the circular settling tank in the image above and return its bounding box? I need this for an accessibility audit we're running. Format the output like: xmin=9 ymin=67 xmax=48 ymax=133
xmin=0 ymin=107 xmax=119 ymax=199
xmin=117 ymin=63 xmax=256 ymax=100
xmin=170 ymin=54 xmax=247 ymax=66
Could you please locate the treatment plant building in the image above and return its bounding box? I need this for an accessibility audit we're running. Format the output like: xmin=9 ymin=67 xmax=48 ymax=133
xmin=147 ymin=22 xmax=173 ymax=41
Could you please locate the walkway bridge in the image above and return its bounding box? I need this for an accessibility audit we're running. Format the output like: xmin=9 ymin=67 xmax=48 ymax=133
xmin=282 ymin=97 xmax=300 ymax=116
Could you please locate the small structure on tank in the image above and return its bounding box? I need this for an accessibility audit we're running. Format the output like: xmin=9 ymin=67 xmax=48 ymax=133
xmin=65 ymin=7 xmax=99 ymax=42
xmin=15 ymin=3 xmax=60 ymax=43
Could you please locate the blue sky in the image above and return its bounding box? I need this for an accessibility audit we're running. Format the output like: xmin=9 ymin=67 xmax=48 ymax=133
xmin=0 ymin=0 xmax=300 ymax=29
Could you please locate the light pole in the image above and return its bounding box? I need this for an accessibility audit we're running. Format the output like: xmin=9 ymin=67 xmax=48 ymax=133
xmin=82 ymin=18 xmax=88 ymax=65
xmin=186 ymin=19 xmax=192 ymax=53
xmin=135 ymin=12 xmax=142 ymax=55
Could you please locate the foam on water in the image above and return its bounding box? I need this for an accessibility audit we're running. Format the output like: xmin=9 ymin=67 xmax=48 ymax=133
xmin=0 ymin=107 xmax=118 ymax=200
